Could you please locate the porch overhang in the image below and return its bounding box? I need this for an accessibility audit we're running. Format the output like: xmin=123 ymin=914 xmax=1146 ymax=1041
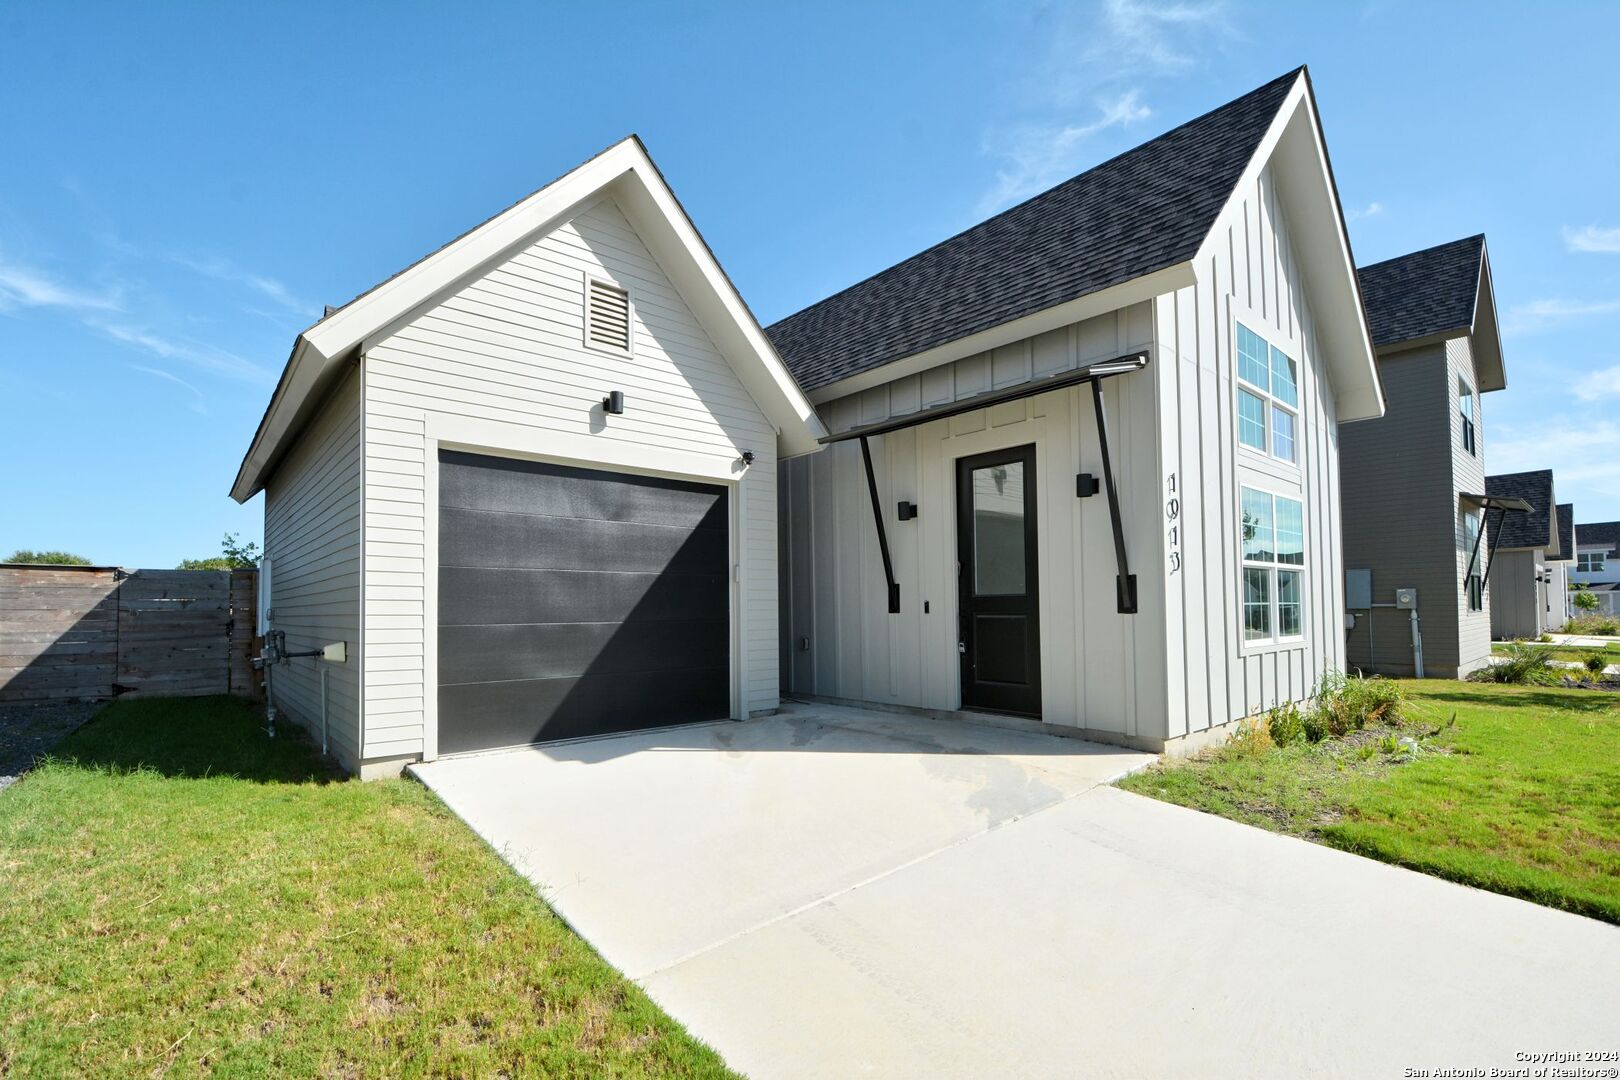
xmin=1461 ymin=492 xmax=1533 ymax=593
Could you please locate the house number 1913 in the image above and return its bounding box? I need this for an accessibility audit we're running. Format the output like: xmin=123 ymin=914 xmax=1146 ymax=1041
xmin=1166 ymin=473 xmax=1182 ymax=574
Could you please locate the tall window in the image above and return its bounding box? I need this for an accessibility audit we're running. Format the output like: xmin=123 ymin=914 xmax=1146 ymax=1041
xmin=1578 ymin=551 xmax=1608 ymax=573
xmin=1463 ymin=509 xmax=1484 ymax=612
xmin=1458 ymin=378 xmax=1476 ymax=455
xmin=1237 ymin=323 xmax=1299 ymax=464
xmin=1241 ymin=487 xmax=1305 ymax=642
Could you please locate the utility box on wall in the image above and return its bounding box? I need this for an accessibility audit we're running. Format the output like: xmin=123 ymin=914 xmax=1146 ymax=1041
xmin=1346 ymin=569 xmax=1372 ymax=611
xmin=1395 ymin=588 xmax=1418 ymax=610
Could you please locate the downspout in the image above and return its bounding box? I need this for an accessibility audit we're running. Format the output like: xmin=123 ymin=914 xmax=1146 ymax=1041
xmin=321 ymin=664 xmax=330 ymax=756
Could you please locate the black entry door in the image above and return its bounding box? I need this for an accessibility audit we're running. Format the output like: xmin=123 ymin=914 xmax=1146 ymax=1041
xmin=437 ymin=450 xmax=730 ymax=753
xmin=956 ymin=445 xmax=1041 ymax=717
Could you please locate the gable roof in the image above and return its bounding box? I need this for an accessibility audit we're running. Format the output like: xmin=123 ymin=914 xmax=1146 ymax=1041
xmin=231 ymin=137 xmax=827 ymax=503
xmin=1577 ymin=520 xmax=1620 ymax=557
xmin=1486 ymin=470 xmax=1558 ymax=552
xmin=1552 ymin=503 xmax=1576 ymax=564
xmin=764 ymin=67 xmax=1383 ymax=421
xmin=1357 ymin=234 xmax=1505 ymax=391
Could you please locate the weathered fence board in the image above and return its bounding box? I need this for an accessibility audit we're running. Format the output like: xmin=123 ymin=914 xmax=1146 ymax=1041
xmin=0 ymin=565 xmax=261 ymax=705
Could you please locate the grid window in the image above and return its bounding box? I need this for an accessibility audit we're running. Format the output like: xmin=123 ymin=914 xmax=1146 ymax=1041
xmin=1458 ymin=379 xmax=1476 ymax=456
xmin=1236 ymin=322 xmax=1299 ymax=464
xmin=1241 ymin=486 xmax=1306 ymax=643
xmin=1463 ymin=509 xmax=1484 ymax=612
xmin=1578 ymin=552 xmax=1608 ymax=573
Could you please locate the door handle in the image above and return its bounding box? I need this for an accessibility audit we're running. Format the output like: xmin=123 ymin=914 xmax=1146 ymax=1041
xmin=958 ymin=641 xmax=967 ymax=655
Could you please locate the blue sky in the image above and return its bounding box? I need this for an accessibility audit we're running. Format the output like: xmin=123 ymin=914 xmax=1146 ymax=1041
xmin=3 ymin=1 xmax=1618 ymax=567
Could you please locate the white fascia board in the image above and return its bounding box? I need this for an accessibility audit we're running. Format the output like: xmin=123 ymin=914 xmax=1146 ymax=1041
xmin=1193 ymin=73 xmax=1385 ymax=424
xmin=1470 ymin=251 xmax=1507 ymax=392
xmin=232 ymin=137 xmax=826 ymax=499
xmin=802 ymin=262 xmax=1194 ymax=406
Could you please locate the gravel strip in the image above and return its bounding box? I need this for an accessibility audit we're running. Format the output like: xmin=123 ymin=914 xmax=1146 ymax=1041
xmin=0 ymin=701 xmax=102 ymax=792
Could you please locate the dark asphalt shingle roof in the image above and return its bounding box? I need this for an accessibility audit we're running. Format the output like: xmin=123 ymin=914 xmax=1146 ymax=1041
xmin=1576 ymin=520 xmax=1620 ymax=557
xmin=1553 ymin=503 xmax=1576 ymax=563
xmin=765 ymin=68 xmax=1303 ymax=392
xmin=1486 ymin=470 xmax=1556 ymax=551
xmin=1357 ymin=235 xmax=1485 ymax=349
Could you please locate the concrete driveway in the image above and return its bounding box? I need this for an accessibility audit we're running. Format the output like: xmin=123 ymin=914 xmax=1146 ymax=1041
xmin=413 ymin=703 xmax=1620 ymax=1079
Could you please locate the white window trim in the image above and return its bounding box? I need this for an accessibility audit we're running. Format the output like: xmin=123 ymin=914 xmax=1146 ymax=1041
xmin=1231 ymin=316 xmax=1302 ymax=470
xmin=582 ymin=272 xmax=633 ymax=357
xmin=1238 ymin=482 xmax=1307 ymax=650
xmin=1458 ymin=376 xmax=1477 ymax=456
xmin=1462 ymin=507 xmax=1485 ymax=613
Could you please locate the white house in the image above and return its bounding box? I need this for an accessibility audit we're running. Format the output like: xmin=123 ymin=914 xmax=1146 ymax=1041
xmin=1570 ymin=520 xmax=1618 ymax=617
xmin=231 ymin=138 xmax=825 ymax=776
xmin=1483 ymin=471 xmax=1568 ymax=639
xmin=770 ymin=67 xmax=1383 ymax=753
xmin=234 ymin=67 xmax=1383 ymax=774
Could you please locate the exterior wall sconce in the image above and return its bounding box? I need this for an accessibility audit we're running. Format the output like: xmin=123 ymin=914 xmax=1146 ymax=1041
xmin=897 ymin=500 xmax=918 ymax=521
xmin=740 ymin=450 xmax=755 ymax=466
xmin=1076 ymin=473 xmax=1100 ymax=498
xmin=602 ymin=390 xmax=625 ymax=415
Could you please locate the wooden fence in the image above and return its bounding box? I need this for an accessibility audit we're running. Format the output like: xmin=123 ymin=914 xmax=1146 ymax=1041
xmin=0 ymin=565 xmax=261 ymax=705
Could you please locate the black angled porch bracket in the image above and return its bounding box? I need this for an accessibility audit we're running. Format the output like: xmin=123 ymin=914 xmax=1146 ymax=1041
xmin=1477 ymin=506 xmax=1507 ymax=593
xmin=859 ymin=435 xmax=901 ymax=613
xmin=1091 ymin=378 xmax=1138 ymax=614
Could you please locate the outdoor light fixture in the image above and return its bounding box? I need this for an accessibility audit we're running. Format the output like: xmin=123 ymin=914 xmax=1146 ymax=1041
xmin=1076 ymin=473 xmax=1100 ymax=498
xmin=740 ymin=450 xmax=755 ymax=465
xmin=897 ymin=500 xmax=918 ymax=520
xmin=602 ymin=390 xmax=625 ymax=415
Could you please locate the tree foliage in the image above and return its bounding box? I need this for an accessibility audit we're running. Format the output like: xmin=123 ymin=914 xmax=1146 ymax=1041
xmin=5 ymin=550 xmax=92 ymax=565
xmin=1572 ymin=586 xmax=1601 ymax=613
xmin=177 ymin=532 xmax=260 ymax=571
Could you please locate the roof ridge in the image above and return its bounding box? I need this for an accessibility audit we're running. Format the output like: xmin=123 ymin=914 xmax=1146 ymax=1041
xmin=1357 ymin=233 xmax=1484 ymax=273
xmin=766 ymin=67 xmax=1304 ymax=333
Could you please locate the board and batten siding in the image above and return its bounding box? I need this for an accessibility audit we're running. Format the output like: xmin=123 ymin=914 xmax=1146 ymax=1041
xmin=1448 ymin=335 xmax=1493 ymax=674
xmin=262 ymin=365 xmax=363 ymax=769
xmin=361 ymin=195 xmax=780 ymax=761
xmin=782 ymin=164 xmax=1348 ymax=747
xmin=1155 ymin=165 xmax=1345 ymax=741
xmin=781 ymin=302 xmax=1171 ymax=743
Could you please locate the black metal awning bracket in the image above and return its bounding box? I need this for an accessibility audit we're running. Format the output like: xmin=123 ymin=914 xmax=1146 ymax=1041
xmin=1478 ymin=505 xmax=1506 ymax=593
xmin=859 ymin=435 xmax=901 ymax=613
xmin=1089 ymin=378 xmax=1137 ymax=614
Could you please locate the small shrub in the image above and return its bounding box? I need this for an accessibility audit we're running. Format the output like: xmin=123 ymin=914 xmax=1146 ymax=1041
xmin=1222 ymin=716 xmax=1274 ymax=759
xmin=1474 ymin=642 xmax=1559 ymax=685
xmin=1266 ymin=702 xmax=1305 ymax=747
xmin=1309 ymin=669 xmax=1403 ymax=735
xmin=1301 ymin=709 xmax=1329 ymax=743
xmin=1565 ymin=613 xmax=1620 ymax=636
xmin=1538 ymin=633 xmax=1554 ymax=644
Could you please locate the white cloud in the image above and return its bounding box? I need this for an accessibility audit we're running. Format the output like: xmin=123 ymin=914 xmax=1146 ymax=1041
xmin=130 ymin=364 xmax=209 ymax=414
xmin=0 ymin=257 xmax=122 ymax=314
xmin=1346 ymin=201 xmax=1384 ymax=221
xmin=1575 ymin=363 xmax=1620 ymax=402
xmin=1492 ymin=421 xmax=1620 ymax=504
xmin=978 ymin=91 xmax=1154 ymax=215
xmin=1563 ymin=225 xmax=1620 ymax=254
xmin=100 ymin=323 xmax=272 ymax=385
xmin=1095 ymin=0 xmax=1233 ymax=72
xmin=172 ymin=254 xmax=316 ymax=316
xmin=1502 ymin=297 xmax=1620 ymax=336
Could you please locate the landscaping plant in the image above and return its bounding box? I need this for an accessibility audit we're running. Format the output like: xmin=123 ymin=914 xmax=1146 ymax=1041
xmin=1473 ymin=642 xmax=1559 ymax=685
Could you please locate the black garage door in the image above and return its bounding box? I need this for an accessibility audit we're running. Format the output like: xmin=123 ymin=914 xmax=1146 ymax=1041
xmin=437 ymin=450 xmax=730 ymax=753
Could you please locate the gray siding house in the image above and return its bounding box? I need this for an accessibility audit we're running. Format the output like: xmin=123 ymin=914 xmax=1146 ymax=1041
xmin=1340 ymin=236 xmax=1505 ymax=677
xmin=772 ymin=68 xmax=1383 ymax=753
xmin=1571 ymin=520 xmax=1620 ymax=616
xmin=1484 ymin=470 xmax=1566 ymax=640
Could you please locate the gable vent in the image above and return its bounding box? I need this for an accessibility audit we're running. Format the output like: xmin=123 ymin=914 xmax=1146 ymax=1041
xmin=586 ymin=278 xmax=631 ymax=353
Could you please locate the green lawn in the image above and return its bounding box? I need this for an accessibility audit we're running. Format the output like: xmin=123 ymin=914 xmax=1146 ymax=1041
xmin=1118 ymin=680 xmax=1620 ymax=923
xmin=1491 ymin=640 xmax=1620 ymax=665
xmin=0 ymin=696 xmax=735 ymax=1078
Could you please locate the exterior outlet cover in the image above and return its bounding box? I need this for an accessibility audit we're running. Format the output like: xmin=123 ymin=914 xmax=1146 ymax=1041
xmin=1395 ymin=588 xmax=1418 ymax=610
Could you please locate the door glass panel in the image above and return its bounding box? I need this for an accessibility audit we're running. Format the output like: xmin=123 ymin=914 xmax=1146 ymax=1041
xmin=973 ymin=462 xmax=1027 ymax=595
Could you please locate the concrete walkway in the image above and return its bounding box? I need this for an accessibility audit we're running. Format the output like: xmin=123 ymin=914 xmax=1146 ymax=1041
xmin=413 ymin=703 xmax=1620 ymax=1078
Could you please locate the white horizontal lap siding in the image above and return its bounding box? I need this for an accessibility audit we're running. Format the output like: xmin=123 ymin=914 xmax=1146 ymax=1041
xmin=1158 ymin=165 xmax=1343 ymax=737
xmin=362 ymin=197 xmax=779 ymax=760
xmin=263 ymin=366 xmax=363 ymax=768
xmin=780 ymin=303 xmax=1166 ymax=740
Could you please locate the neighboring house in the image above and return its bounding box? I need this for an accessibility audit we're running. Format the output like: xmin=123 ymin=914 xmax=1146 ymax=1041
xmin=770 ymin=68 xmax=1383 ymax=753
xmin=1550 ymin=503 xmax=1576 ymax=623
xmin=231 ymin=137 xmax=826 ymax=776
xmin=1339 ymin=235 xmax=1506 ymax=677
xmin=1484 ymin=471 xmax=1566 ymax=640
xmin=1570 ymin=520 xmax=1620 ymax=616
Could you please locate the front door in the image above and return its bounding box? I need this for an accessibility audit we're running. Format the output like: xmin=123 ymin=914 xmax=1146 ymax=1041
xmin=956 ymin=445 xmax=1041 ymax=717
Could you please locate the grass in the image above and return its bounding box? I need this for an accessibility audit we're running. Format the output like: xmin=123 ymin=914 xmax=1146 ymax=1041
xmin=1118 ymin=680 xmax=1620 ymax=923
xmin=0 ymin=696 xmax=735 ymax=1078
xmin=1492 ymin=640 xmax=1620 ymax=665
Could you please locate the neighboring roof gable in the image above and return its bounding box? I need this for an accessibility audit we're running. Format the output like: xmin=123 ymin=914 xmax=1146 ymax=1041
xmin=766 ymin=69 xmax=1301 ymax=394
xmin=1486 ymin=470 xmax=1558 ymax=551
xmin=1357 ymin=235 xmax=1506 ymax=391
xmin=1576 ymin=520 xmax=1620 ymax=558
xmin=1552 ymin=503 xmax=1576 ymax=563
xmin=231 ymin=137 xmax=827 ymax=502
